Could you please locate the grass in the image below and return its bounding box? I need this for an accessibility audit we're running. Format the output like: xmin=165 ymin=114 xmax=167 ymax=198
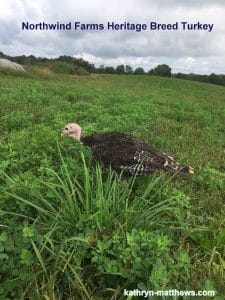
xmin=0 ymin=69 xmax=224 ymax=299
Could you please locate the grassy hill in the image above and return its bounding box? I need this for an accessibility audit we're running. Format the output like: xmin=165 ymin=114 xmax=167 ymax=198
xmin=0 ymin=71 xmax=224 ymax=299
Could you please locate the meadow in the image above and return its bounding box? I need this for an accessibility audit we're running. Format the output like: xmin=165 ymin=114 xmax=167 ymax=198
xmin=0 ymin=70 xmax=224 ymax=299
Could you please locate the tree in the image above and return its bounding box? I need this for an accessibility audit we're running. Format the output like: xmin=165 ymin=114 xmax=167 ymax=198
xmin=150 ymin=64 xmax=171 ymax=77
xmin=104 ymin=66 xmax=115 ymax=74
xmin=98 ymin=65 xmax=105 ymax=73
xmin=133 ymin=67 xmax=145 ymax=75
xmin=125 ymin=65 xmax=133 ymax=74
xmin=208 ymin=73 xmax=219 ymax=84
xmin=115 ymin=65 xmax=125 ymax=74
xmin=147 ymin=69 xmax=154 ymax=75
xmin=59 ymin=55 xmax=70 ymax=63
xmin=175 ymin=73 xmax=186 ymax=79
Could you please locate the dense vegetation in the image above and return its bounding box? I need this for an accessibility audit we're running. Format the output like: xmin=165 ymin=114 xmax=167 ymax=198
xmin=0 ymin=69 xmax=224 ymax=299
xmin=1 ymin=52 xmax=225 ymax=87
xmin=173 ymin=72 xmax=225 ymax=88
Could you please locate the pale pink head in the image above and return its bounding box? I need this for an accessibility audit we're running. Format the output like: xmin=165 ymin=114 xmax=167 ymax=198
xmin=61 ymin=123 xmax=82 ymax=142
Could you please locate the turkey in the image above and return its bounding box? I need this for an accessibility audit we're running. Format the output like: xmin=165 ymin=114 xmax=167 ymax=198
xmin=61 ymin=123 xmax=194 ymax=176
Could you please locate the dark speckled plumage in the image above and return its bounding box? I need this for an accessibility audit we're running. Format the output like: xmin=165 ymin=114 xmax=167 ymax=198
xmin=81 ymin=132 xmax=192 ymax=176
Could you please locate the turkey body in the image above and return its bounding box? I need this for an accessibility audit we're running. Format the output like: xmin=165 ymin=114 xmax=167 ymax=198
xmin=81 ymin=132 xmax=187 ymax=176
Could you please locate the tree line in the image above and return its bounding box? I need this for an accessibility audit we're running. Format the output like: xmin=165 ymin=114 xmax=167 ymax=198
xmin=96 ymin=63 xmax=172 ymax=76
xmin=173 ymin=72 xmax=225 ymax=87
xmin=1 ymin=52 xmax=225 ymax=87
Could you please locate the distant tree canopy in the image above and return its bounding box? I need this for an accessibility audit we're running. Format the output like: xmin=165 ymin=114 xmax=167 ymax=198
xmin=149 ymin=64 xmax=172 ymax=77
xmin=104 ymin=66 xmax=115 ymax=74
xmin=125 ymin=65 xmax=133 ymax=74
xmin=1 ymin=52 xmax=225 ymax=87
xmin=115 ymin=64 xmax=125 ymax=74
xmin=133 ymin=67 xmax=145 ymax=75
xmin=173 ymin=72 xmax=225 ymax=86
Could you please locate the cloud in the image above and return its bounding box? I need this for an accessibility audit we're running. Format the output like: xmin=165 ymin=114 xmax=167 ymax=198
xmin=0 ymin=0 xmax=225 ymax=73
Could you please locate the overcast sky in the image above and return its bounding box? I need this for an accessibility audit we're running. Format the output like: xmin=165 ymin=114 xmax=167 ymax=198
xmin=1 ymin=0 xmax=225 ymax=74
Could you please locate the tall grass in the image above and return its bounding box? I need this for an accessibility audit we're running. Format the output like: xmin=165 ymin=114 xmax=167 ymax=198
xmin=0 ymin=148 xmax=203 ymax=299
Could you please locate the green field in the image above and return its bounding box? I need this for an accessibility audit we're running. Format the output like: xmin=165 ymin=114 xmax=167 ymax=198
xmin=0 ymin=71 xmax=225 ymax=299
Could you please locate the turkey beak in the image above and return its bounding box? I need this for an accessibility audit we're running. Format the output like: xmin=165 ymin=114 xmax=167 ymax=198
xmin=61 ymin=129 xmax=66 ymax=137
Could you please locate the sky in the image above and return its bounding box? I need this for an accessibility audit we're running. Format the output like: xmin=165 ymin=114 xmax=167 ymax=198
xmin=1 ymin=0 xmax=225 ymax=74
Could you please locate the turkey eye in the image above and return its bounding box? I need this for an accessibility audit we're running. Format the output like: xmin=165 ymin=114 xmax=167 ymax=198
xmin=65 ymin=127 xmax=68 ymax=130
